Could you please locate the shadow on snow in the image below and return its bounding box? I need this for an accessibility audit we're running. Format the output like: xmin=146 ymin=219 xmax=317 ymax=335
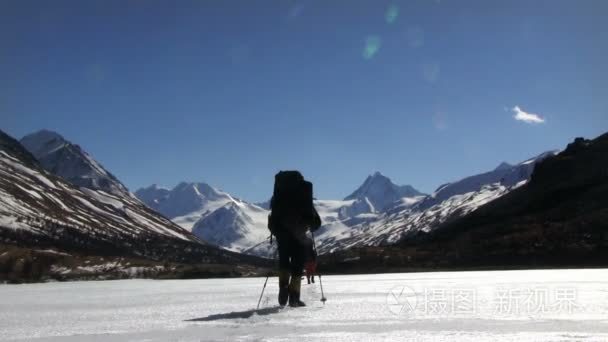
xmin=185 ymin=306 xmax=284 ymax=322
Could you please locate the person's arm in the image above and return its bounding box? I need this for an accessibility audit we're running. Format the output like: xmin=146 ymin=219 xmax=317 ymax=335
xmin=310 ymin=207 xmax=321 ymax=232
xmin=268 ymin=213 xmax=276 ymax=233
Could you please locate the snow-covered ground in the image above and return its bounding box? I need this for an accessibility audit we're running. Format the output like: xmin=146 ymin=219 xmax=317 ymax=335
xmin=1 ymin=269 xmax=608 ymax=341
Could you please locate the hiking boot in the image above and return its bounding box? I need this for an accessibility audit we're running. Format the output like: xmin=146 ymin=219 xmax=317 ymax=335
xmin=288 ymin=292 xmax=306 ymax=307
xmin=278 ymin=286 xmax=289 ymax=306
xmin=288 ymin=275 xmax=305 ymax=307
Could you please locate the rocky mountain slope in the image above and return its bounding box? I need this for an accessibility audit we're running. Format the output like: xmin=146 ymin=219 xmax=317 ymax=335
xmin=21 ymin=130 xmax=130 ymax=197
xmin=13 ymin=129 xmax=560 ymax=265
xmin=0 ymin=130 xmax=266 ymax=282
xmin=319 ymin=134 xmax=608 ymax=273
xmin=417 ymin=134 xmax=608 ymax=264
xmin=416 ymin=151 xmax=557 ymax=210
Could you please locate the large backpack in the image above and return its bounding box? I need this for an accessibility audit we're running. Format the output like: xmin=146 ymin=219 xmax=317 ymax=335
xmin=268 ymin=171 xmax=319 ymax=234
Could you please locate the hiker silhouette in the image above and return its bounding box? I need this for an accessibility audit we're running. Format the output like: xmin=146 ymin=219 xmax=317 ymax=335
xmin=268 ymin=171 xmax=321 ymax=307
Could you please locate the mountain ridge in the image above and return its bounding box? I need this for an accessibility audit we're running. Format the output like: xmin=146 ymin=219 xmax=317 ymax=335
xmin=0 ymin=129 xmax=268 ymax=282
xmin=10 ymin=128 xmax=571 ymax=262
xmin=317 ymin=133 xmax=608 ymax=274
xmin=344 ymin=171 xmax=424 ymax=212
xmin=20 ymin=130 xmax=130 ymax=197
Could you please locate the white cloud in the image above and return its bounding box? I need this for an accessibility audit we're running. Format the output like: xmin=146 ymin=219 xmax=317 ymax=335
xmin=512 ymin=105 xmax=545 ymax=124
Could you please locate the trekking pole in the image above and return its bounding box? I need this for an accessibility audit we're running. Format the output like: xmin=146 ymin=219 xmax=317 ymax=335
xmin=312 ymin=232 xmax=327 ymax=304
xmin=256 ymin=236 xmax=275 ymax=310
xmin=256 ymin=274 xmax=270 ymax=310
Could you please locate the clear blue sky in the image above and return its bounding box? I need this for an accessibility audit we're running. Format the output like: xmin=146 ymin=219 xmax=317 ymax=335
xmin=2 ymin=0 xmax=607 ymax=202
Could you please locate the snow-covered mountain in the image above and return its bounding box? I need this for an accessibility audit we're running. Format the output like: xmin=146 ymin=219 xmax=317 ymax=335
xmin=135 ymin=182 xmax=270 ymax=251
xmin=245 ymin=152 xmax=553 ymax=257
xmin=2 ymin=128 xmax=579 ymax=263
xmin=127 ymin=143 xmax=554 ymax=258
xmin=135 ymin=172 xmax=428 ymax=255
xmin=135 ymin=182 xmax=236 ymax=222
xmin=20 ymin=130 xmax=130 ymax=197
xmin=344 ymin=172 xmax=424 ymax=212
xmin=416 ymin=151 xmax=556 ymax=210
xmin=136 ymin=159 xmax=547 ymax=258
xmin=312 ymin=183 xmax=515 ymax=254
xmin=0 ymin=129 xmax=249 ymax=265
xmin=310 ymin=152 xmax=557 ymax=254
xmin=192 ymin=202 xmax=269 ymax=252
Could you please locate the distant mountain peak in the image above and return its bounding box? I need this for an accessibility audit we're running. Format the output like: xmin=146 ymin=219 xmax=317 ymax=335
xmin=20 ymin=129 xmax=129 ymax=196
xmin=344 ymin=172 xmax=424 ymax=212
xmin=146 ymin=184 xmax=168 ymax=191
xmin=135 ymin=181 xmax=236 ymax=220
xmin=172 ymin=182 xmax=224 ymax=200
xmin=364 ymin=171 xmax=393 ymax=186
xmin=20 ymin=130 xmax=68 ymax=157
xmin=494 ymin=162 xmax=513 ymax=171
xmin=23 ymin=129 xmax=64 ymax=141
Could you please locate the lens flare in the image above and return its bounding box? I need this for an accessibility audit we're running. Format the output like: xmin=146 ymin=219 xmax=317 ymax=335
xmin=363 ymin=36 xmax=382 ymax=60
xmin=385 ymin=4 xmax=399 ymax=24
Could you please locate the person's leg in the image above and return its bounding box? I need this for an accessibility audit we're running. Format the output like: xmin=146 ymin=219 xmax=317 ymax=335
xmin=288 ymin=234 xmax=310 ymax=306
xmin=289 ymin=236 xmax=306 ymax=278
xmin=276 ymin=232 xmax=291 ymax=306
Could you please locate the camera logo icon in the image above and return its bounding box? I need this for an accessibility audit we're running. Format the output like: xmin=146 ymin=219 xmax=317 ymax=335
xmin=386 ymin=285 xmax=418 ymax=316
